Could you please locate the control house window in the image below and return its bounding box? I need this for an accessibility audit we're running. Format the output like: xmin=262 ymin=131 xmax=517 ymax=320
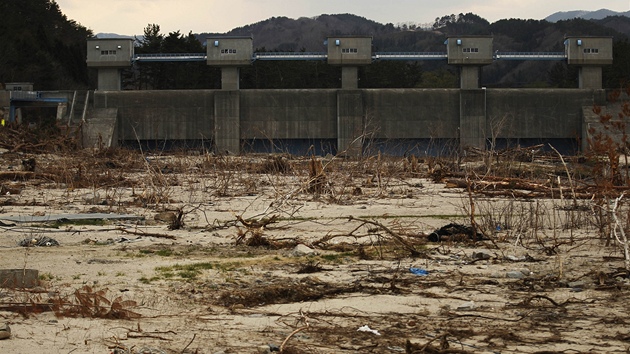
xmin=100 ymin=50 xmax=117 ymax=55
xmin=342 ymin=48 xmax=358 ymax=54
xmin=462 ymin=48 xmax=479 ymax=53
xmin=583 ymin=48 xmax=599 ymax=54
xmin=221 ymin=49 xmax=237 ymax=54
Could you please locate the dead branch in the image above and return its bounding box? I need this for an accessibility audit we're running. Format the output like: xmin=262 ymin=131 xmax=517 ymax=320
xmin=236 ymin=214 xmax=279 ymax=229
xmin=0 ymin=303 xmax=53 ymax=314
xmin=347 ymin=216 xmax=424 ymax=257
xmin=116 ymin=228 xmax=177 ymax=240
xmin=127 ymin=332 xmax=173 ymax=341
xmin=520 ymin=294 xmax=581 ymax=307
xmin=279 ymin=310 xmax=310 ymax=352
xmin=181 ymin=333 xmax=197 ymax=353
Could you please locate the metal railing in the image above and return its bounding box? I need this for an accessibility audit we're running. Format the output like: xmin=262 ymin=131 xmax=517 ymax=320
xmin=494 ymin=52 xmax=566 ymax=60
xmin=134 ymin=53 xmax=207 ymax=62
xmin=254 ymin=52 xmax=327 ymax=60
xmin=130 ymin=51 xmax=569 ymax=63
xmin=373 ymin=52 xmax=448 ymax=60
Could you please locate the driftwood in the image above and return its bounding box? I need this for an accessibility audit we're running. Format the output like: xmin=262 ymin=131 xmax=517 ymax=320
xmin=236 ymin=214 xmax=279 ymax=229
xmin=444 ymin=176 xmax=596 ymax=199
xmin=446 ymin=176 xmax=554 ymax=191
xmin=116 ymin=228 xmax=177 ymax=240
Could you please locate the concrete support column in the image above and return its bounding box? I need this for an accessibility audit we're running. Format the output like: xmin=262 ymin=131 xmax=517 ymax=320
xmin=460 ymin=66 xmax=480 ymax=89
xmin=214 ymin=91 xmax=240 ymax=154
xmin=341 ymin=67 xmax=359 ymax=90
xmin=337 ymin=90 xmax=364 ymax=156
xmin=459 ymin=89 xmax=487 ymax=150
xmin=578 ymin=66 xmax=603 ymax=89
xmin=221 ymin=67 xmax=240 ymax=90
xmin=97 ymin=68 xmax=122 ymax=91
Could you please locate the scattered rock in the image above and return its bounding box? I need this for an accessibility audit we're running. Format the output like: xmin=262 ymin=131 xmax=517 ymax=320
xmin=472 ymin=251 xmax=492 ymax=260
xmin=457 ymin=301 xmax=475 ymax=311
xmin=506 ymin=271 xmax=526 ymax=279
xmin=291 ymin=244 xmax=316 ymax=257
xmin=567 ymin=280 xmax=586 ymax=288
xmin=0 ymin=323 xmax=10 ymax=340
xmin=154 ymin=211 xmax=177 ymax=223
xmin=257 ymin=345 xmax=271 ymax=354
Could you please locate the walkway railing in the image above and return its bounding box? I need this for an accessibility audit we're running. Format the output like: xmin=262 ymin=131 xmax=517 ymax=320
xmin=134 ymin=53 xmax=206 ymax=62
xmin=494 ymin=52 xmax=566 ymax=60
xmin=373 ymin=52 xmax=448 ymax=60
xmin=253 ymin=52 xmax=327 ymax=61
xmin=131 ymin=51 xmax=569 ymax=63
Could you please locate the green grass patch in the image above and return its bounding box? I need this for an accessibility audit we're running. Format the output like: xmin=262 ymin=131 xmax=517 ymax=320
xmin=155 ymin=262 xmax=218 ymax=280
xmin=155 ymin=248 xmax=174 ymax=257
xmin=139 ymin=276 xmax=161 ymax=284
xmin=39 ymin=272 xmax=56 ymax=281
xmin=319 ymin=252 xmax=354 ymax=264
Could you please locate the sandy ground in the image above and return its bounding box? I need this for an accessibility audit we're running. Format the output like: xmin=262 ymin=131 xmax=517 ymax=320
xmin=1 ymin=151 xmax=630 ymax=353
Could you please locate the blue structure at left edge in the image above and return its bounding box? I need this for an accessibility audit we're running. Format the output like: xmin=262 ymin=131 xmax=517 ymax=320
xmin=6 ymin=84 xmax=69 ymax=124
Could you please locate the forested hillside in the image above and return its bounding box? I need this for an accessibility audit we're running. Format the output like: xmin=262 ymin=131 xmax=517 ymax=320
xmin=0 ymin=0 xmax=92 ymax=90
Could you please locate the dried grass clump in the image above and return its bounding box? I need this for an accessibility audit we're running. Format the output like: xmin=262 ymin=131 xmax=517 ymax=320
xmin=255 ymin=155 xmax=293 ymax=174
xmin=51 ymin=285 xmax=140 ymax=319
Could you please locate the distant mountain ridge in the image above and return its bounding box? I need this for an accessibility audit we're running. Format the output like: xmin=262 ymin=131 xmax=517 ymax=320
xmin=94 ymin=11 xmax=630 ymax=88
xmin=546 ymin=8 xmax=630 ymax=22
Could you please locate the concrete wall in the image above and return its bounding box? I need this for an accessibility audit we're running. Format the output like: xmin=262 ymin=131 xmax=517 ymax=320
xmin=363 ymin=89 xmax=460 ymax=139
xmin=240 ymin=89 xmax=337 ymax=139
xmin=91 ymin=88 xmax=606 ymax=154
xmin=486 ymin=89 xmax=605 ymax=139
xmin=93 ymin=90 xmax=215 ymax=142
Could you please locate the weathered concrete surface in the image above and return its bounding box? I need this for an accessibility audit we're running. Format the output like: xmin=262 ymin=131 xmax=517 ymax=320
xmin=460 ymin=89 xmax=486 ymax=149
xmin=82 ymin=108 xmax=118 ymax=148
xmin=91 ymin=88 xmax=608 ymax=154
xmin=215 ymin=90 xmax=240 ymax=153
xmin=362 ymin=89 xmax=460 ymax=139
xmin=93 ymin=90 xmax=215 ymax=143
xmin=486 ymin=89 xmax=606 ymax=139
xmin=240 ymin=90 xmax=337 ymax=139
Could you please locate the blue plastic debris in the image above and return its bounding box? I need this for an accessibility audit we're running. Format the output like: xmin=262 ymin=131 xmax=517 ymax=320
xmin=409 ymin=268 xmax=429 ymax=276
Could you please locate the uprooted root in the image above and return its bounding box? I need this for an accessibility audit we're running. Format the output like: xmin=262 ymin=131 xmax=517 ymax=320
xmin=216 ymin=276 xmax=354 ymax=307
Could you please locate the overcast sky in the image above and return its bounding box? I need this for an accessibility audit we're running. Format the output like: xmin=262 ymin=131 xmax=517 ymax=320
xmin=56 ymin=0 xmax=630 ymax=36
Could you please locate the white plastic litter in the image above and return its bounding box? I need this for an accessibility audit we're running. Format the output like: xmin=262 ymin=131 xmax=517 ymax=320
xmin=357 ymin=325 xmax=381 ymax=335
